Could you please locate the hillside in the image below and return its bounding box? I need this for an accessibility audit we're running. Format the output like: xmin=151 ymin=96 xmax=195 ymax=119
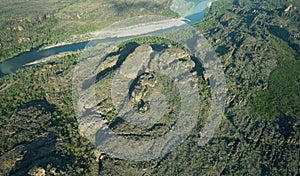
xmin=0 ymin=0 xmax=299 ymax=175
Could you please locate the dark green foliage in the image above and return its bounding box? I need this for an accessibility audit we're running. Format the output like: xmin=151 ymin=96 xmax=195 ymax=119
xmin=251 ymin=58 xmax=300 ymax=120
xmin=0 ymin=53 xmax=96 ymax=175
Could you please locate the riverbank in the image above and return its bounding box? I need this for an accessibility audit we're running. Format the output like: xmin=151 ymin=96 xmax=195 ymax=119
xmin=0 ymin=0 xmax=215 ymax=77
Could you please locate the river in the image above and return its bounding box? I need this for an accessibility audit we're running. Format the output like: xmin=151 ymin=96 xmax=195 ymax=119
xmin=0 ymin=0 xmax=213 ymax=78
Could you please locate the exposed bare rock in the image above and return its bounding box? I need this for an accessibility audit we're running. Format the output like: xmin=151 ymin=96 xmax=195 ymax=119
xmin=28 ymin=167 xmax=46 ymax=176
xmin=284 ymin=4 xmax=292 ymax=13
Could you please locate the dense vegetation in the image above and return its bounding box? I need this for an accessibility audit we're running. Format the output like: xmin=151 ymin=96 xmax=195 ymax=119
xmin=0 ymin=0 xmax=299 ymax=175
xmin=195 ymin=0 xmax=300 ymax=120
xmin=0 ymin=54 xmax=99 ymax=175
